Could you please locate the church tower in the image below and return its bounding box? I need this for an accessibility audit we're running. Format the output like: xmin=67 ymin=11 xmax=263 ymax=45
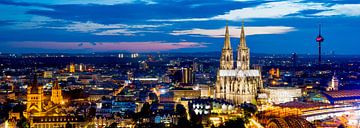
xmin=220 ymin=24 xmax=234 ymax=70
xmin=327 ymin=73 xmax=339 ymax=91
xmin=51 ymin=80 xmax=64 ymax=104
xmin=26 ymin=74 xmax=44 ymax=117
xmin=237 ymin=21 xmax=250 ymax=70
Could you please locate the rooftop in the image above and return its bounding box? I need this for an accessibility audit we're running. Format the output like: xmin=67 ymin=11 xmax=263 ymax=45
xmin=323 ymin=90 xmax=360 ymax=99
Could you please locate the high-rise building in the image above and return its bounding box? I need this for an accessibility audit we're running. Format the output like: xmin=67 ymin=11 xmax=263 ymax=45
xmin=69 ymin=63 xmax=75 ymax=73
xmin=292 ymin=52 xmax=297 ymax=68
xmin=181 ymin=67 xmax=193 ymax=84
xmin=215 ymin=22 xmax=263 ymax=104
xmin=118 ymin=53 xmax=124 ymax=58
xmin=78 ymin=63 xmax=86 ymax=72
xmin=131 ymin=53 xmax=139 ymax=58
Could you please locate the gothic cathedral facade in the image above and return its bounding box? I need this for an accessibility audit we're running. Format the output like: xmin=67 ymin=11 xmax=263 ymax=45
xmin=215 ymin=22 xmax=263 ymax=105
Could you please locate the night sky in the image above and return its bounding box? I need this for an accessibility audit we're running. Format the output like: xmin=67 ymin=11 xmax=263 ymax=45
xmin=0 ymin=0 xmax=360 ymax=54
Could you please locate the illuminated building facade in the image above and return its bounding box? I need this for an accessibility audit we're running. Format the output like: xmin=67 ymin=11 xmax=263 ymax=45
xmin=43 ymin=71 xmax=53 ymax=79
xmin=167 ymin=67 xmax=194 ymax=84
xmin=265 ymin=87 xmax=302 ymax=104
xmin=215 ymin=22 xmax=263 ymax=104
xmin=326 ymin=73 xmax=339 ymax=91
xmin=181 ymin=67 xmax=193 ymax=84
xmin=50 ymin=80 xmax=63 ymax=105
xmin=25 ymin=75 xmax=44 ymax=118
xmin=24 ymin=75 xmax=86 ymax=127
xmin=69 ymin=63 xmax=75 ymax=73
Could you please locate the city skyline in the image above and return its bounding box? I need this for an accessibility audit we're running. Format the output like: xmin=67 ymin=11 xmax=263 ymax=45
xmin=1 ymin=0 xmax=360 ymax=54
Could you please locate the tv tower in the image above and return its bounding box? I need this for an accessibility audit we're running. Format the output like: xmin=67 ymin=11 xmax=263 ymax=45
xmin=316 ymin=24 xmax=324 ymax=65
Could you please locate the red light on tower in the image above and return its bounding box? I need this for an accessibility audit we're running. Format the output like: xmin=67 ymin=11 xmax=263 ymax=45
xmin=316 ymin=24 xmax=324 ymax=65
xmin=316 ymin=36 xmax=324 ymax=42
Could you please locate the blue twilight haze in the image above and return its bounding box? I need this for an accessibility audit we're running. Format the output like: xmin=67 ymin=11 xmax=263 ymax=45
xmin=0 ymin=0 xmax=360 ymax=54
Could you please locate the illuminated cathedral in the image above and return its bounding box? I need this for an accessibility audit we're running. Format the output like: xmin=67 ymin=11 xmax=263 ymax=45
xmin=25 ymin=76 xmax=66 ymax=118
xmin=23 ymin=75 xmax=86 ymax=127
xmin=215 ymin=22 xmax=263 ymax=104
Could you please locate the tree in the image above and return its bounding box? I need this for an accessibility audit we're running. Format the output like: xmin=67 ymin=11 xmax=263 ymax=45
xmin=177 ymin=117 xmax=191 ymax=128
xmin=88 ymin=107 xmax=96 ymax=118
xmin=106 ymin=123 xmax=117 ymax=128
xmin=17 ymin=117 xmax=29 ymax=128
xmin=175 ymin=104 xmax=186 ymax=117
xmin=222 ymin=117 xmax=245 ymax=128
xmin=241 ymin=103 xmax=258 ymax=123
xmin=140 ymin=102 xmax=151 ymax=116
xmin=189 ymin=110 xmax=203 ymax=128
xmin=65 ymin=121 xmax=72 ymax=128
xmin=338 ymin=124 xmax=345 ymax=128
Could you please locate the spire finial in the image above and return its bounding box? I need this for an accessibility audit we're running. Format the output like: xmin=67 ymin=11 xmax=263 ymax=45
xmin=53 ymin=79 xmax=60 ymax=89
xmin=240 ymin=20 xmax=247 ymax=48
xmin=223 ymin=22 xmax=231 ymax=49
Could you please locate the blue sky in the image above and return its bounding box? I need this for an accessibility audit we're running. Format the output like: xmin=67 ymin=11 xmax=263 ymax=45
xmin=0 ymin=0 xmax=359 ymax=54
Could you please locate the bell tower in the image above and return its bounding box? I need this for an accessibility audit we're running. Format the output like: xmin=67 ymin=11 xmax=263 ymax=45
xmin=220 ymin=24 xmax=234 ymax=70
xmin=237 ymin=21 xmax=250 ymax=70
xmin=51 ymin=80 xmax=63 ymax=104
xmin=25 ymin=74 xmax=43 ymax=118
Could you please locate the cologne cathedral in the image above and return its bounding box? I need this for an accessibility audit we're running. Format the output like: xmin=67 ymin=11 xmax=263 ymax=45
xmin=215 ymin=22 xmax=263 ymax=105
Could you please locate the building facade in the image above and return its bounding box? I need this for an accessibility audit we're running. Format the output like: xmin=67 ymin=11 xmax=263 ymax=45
xmin=24 ymin=75 xmax=88 ymax=127
xmin=215 ymin=22 xmax=263 ymax=104
xmin=51 ymin=80 xmax=64 ymax=105
xmin=326 ymin=73 xmax=339 ymax=91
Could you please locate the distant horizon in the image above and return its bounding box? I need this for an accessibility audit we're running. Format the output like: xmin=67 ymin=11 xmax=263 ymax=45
xmin=1 ymin=51 xmax=359 ymax=56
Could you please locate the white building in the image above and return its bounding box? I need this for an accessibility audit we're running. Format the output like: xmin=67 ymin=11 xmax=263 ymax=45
xmin=265 ymin=87 xmax=302 ymax=104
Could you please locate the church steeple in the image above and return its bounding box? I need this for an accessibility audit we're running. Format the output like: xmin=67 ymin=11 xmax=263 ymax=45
xmin=223 ymin=23 xmax=231 ymax=50
xmin=51 ymin=79 xmax=64 ymax=104
xmin=220 ymin=23 xmax=234 ymax=70
xmin=53 ymin=80 xmax=60 ymax=90
xmin=237 ymin=21 xmax=250 ymax=70
xmin=29 ymin=73 xmax=41 ymax=94
xmin=240 ymin=20 xmax=247 ymax=48
xmin=25 ymin=72 xmax=44 ymax=118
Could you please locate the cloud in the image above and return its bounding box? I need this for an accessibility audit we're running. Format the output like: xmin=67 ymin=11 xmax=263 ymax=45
xmin=170 ymin=26 xmax=296 ymax=38
xmin=0 ymin=4 xmax=57 ymax=29
xmin=212 ymin=1 xmax=325 ymax=20
xmin=149 ymin=1 xmax=327 ymax=21
xmin=11 ymin=0 xmax=156 ymax=5
xmin=9 ymin=41 xmax=207 ymax=52
xmin=94 ymin=29 xmax=160 ymax=36
xmin=49 ymin=21 xmax=170 ymax=35
xmin=314 ymin=4 xmax=360 ymax=16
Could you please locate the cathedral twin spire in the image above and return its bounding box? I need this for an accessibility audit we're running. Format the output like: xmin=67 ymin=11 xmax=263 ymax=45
xmin=220 ymin=21 xmax=250 ymax=70
xmin=239 ymin=21 xmax=247 ymax=49
xmin=220 ymin=23 xmax=234 ymax=70
xmin=223 ymin=23 xmax=231 ymax=50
